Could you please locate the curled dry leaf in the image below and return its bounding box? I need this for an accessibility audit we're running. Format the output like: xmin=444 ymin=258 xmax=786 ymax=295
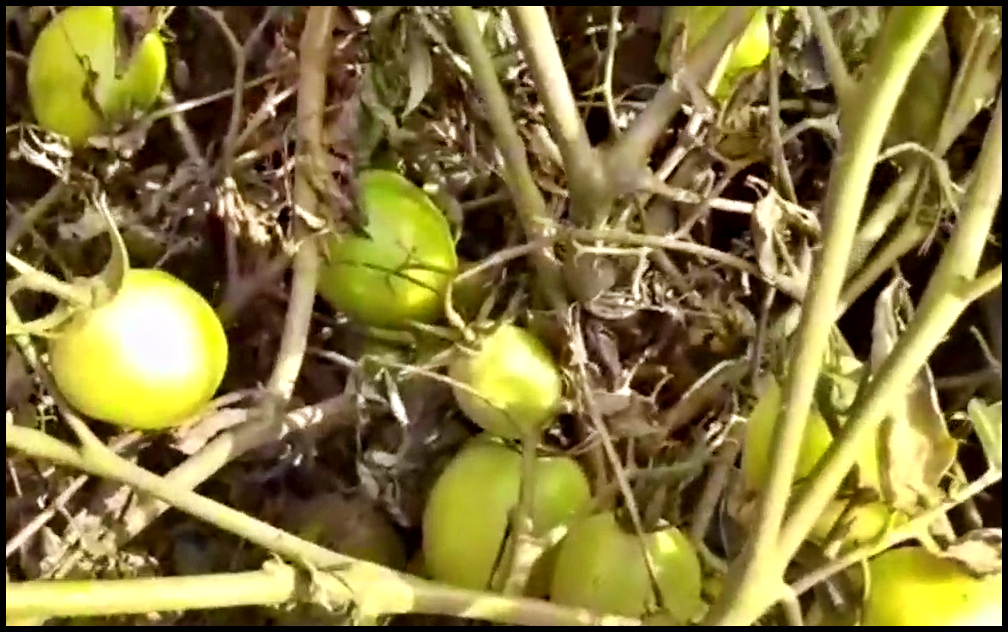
xmin=870 ymin=278 xmax=958 ymax=512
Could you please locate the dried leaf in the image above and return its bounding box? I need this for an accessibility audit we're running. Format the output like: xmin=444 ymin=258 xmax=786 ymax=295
xmin=967 ymin=398 xmax=1002 ymax=472
xmin=941 ymin=529 xmax=1002 ymax=578
xmin=402 ymin=26 xmax=433 ymax=116
xmin=750 ymin=192 xmax=783 ymax=277
xmin=870 ymin=278 xmax=958 ymax=511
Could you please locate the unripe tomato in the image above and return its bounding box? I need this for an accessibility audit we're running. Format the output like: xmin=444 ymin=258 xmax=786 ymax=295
xmin=421 ymin=436 xmax=592 ymax=591
xmin=741 ymin=371 xmax=882 ymax=495
xmin=549 ymin=512 xmax=704 ymax=622
xmin=48 ymin=268 xmax=229 ymax=430
xmin=809 ymin=500 xmax=920 ymax=548
xmin=448 ymin=323 xmax=563 ymax=440
xmin=862 ymin=546 xmax=1002 ymax=626
xmin=317 ymin=170 xmax=459 ymax=329
xmin=26 ymin=6 xmax=168 ymax=146
xmin=671 ymin=7 xmax=784 ymax=98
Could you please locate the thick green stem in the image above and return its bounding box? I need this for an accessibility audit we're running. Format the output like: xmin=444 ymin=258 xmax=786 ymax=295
xmin=7 ymin=565 xmax=298 ymax=619
xmin=508 ymin=6 xmax=612 ymax=228
xmin=703 ymin=7 xmax=949 ymax=626
xmin=450 ymin=6 xmax=566 ymax=310
xmin=780 ymin=90 xmax=1001 ymax=561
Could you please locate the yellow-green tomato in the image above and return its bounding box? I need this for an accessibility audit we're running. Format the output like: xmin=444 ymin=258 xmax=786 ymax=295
xmin=741 ymin=372 xmax=882 ymax=495
xmin=317 ymin=170 xmax=459 ymax=329
xmin=48 ymin=268 xmax=228 ymax=430
xmin=671 ymin=6 xmax=779 ymax=98
xmin=27 ymin=6 xmax=168 ymax=146
xmin=421 ymin=436 xmax=592 ymax=591
xmin=448 ymin=323 xmax=563 ymax=440
xmin=549 ymin=512 xmax=704 ymax=623
xmin=862 ymin=547 xmax=1002 ymax=626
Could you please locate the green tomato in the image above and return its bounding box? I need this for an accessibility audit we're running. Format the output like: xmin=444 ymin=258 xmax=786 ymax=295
xmin=862 ymin=546 xmax=1002 ymax=626
xmin=48 ymin=268 xmax=228 ymax=430
xmin=809 ymin=500 xmax=921 ymax=549
xmin=549 ymin=512 xmax=704 ymax=622
xmin=317 ymin=170 xmax=459 ymax=329
xmin=741 ymin=367 xmax=882 ymax=496
xmin=421 ymin=435 xmax=592 ymax=591
xmin=27 ymin=6 xmax=168 ymax=146
xmin=448 ymin=324 xmax=563 ymax=440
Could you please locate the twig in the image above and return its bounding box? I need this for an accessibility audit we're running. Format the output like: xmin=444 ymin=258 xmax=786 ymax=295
xmin=803 ymin=6 xmax=855 ymax=104
xmin=6 ymin=181 xmax=65 ymax=250
xmin=603 ymin=7 xmax=622 ymax=135
xmin=766 ymin=9 xmax=798 ymax=203
xmin=509 ymin=6 xmax=612 ymax=228
xmin=450 ymin=6 xmax=567 ymax=311
xmin=604 ymin=6 xmax=760 ymax=189
xmin=194 ymin=6 xmax=245 ymax=177
xmin=703 ymin=7 xmax=950 ymax=625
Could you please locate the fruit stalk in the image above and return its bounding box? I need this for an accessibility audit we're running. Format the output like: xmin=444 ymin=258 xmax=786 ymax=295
xmin=703 ymin=6 xmax=950 ymax=625
xmin=450 ymin=6 xmax=567 ymax=311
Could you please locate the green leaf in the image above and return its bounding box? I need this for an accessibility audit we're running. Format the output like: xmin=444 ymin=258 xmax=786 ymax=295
xmin=967 ymin=398 xmax=1002 ymax=473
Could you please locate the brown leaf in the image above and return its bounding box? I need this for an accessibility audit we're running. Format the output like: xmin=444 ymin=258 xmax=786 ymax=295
xmin=941 ymin=529 xmax=1003 ymax=578
xmin=871 ymin=278 xmax=958 ymax=511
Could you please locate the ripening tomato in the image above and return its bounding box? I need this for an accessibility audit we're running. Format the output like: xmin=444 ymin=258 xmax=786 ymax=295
xmin=862 ymin=546 xmax=1002 ymax=626
xmin=548 ymin=512 xmax=705 ymax=623
xmin=316 ymin=170 xmax=459 ymax=329
xmin=26 ymin=6 xmax=168 ymax=146
xmin=448 ymin=323 xmax=564 ymax=440
xmin=48 ymin=268 xmax=229 ymax=430
xmin=421 ymin=436 xmax=592 ymax=591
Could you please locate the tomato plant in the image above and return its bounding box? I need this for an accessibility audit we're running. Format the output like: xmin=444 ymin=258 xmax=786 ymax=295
xmin=27 ymin=6 xmax=168 ymax=146
xmin=448 ymin=323 xmax=563 ymax=440
xmin=316 ymin=170 xmax=459 ymax=329
xmin=48 ymin=268 xmax=229 ymax=430
xmin=421 ymin=435 xmax=591 ymax=591
xmin=862 ymin=546 xmax=1002 ymax=626
xmin=549 ymin=512 xmax=704 ymax=622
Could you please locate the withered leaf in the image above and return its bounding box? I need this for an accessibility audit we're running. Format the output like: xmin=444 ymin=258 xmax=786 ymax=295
xmin=871 ymin=278 xmax=958 ymax=511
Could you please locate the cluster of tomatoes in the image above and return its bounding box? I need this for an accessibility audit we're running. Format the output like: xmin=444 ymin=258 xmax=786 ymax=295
xmin=24 ymin=6 xmax=1000 ymax=626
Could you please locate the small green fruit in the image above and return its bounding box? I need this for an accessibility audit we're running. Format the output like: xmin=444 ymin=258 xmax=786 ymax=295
xmin=48 ymin=268 xmax=228 ymax=430
xmin=549 ymin=512 xmax=704 ymax=622
xmin=27 ymin=6 xmax=168 ymax=145
xmin=448 ymin=324 xmax=563 ymax=440
xmin=317 ymin=170 xmax=459 ymax=329
xmin=862 ymin=546 xmax=1002 ymax=626
xmin=421 ymin=436 xmax=592 ymax=591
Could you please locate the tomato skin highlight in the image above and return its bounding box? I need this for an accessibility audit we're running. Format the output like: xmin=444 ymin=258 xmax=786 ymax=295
xmin=548 ymin=512 xmax=704 ymax=622
xmin=27 ymin=6 xmax=168 ymax=145
xmin=316 ymin=170 xmax=459 ymax=329
xmin=48 ymin=268 xmax=229 ymax=430
xmin=421 ymin=436 xmax=591 ymax=591
xmin=448 ymin=324 xmax=563 ymax=440
xmin=863 ymin=546 xmax=1002 ymax=626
